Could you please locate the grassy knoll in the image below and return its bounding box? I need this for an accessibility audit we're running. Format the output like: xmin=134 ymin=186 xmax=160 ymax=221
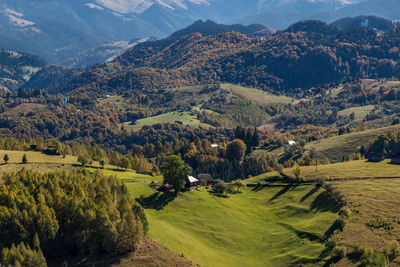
xmin=0 ymin=150 xmax=107 ymax=175
xmin=337 ymin=105 xmax=375 ymax=121
xmin=333 ymin=179 xmax=400 ymax=266
xmin=1 ymin=103 xmax=46 ymax=116
xmin=304 ymin=124 xmax=400 ymax=163
xmin=283 ymin=160 xmax=400 ymax=180
xmin=120 ymin=175 xmax=338 ymax=267
xmin=123 ymin=111 xmax=212 ymax=131
xmin=221 ymin=84 xmax=292 ymax=105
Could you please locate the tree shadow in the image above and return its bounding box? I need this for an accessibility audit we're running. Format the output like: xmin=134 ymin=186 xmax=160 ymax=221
xmin=324 ymin=219 xmax=343 ymax=238
xmin=136 ymin=192 xmax=177 ymax=210
xmin=309 ymin=191 xmax=341 ymax=213
xmin=300 ymin=186 xmax=320 ymax=202
xmin=268 ymin=184 xmax=297 ymax=202
xmin=209 ymin=190 xmax=229 ymax=198
xmin=278 ymin=223 xmax=325 ymax=243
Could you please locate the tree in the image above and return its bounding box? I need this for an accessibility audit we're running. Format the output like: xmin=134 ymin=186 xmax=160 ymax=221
xmin=293 ymin=163 xmax=302 ymax=179
xmin=120 ymin=157 xmax=130 ymax=170
xmin=226 ymin=139 xmax=246 ymax=161
xmin=22 ymin=154 xmax=28 ymax=164
xmin=231 ymin=179 xmax=247 ymax=192
xmin=160 ymin=155 xmax=192 ymax=193
xmin=78 ymin=154 xmax=89 ymax=167
xmin=4 ymin=154 xmax=9 ymax=164
xmin=100 ymin=159 xmax=106 ymax=169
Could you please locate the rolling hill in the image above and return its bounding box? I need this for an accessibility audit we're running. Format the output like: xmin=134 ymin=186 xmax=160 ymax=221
xmin=0 ymin=49 xmax=47 ymax=91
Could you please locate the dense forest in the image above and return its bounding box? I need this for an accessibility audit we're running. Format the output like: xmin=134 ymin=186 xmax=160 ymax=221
xmin=0 ymin=169 xmax=147 ymax=266
xmin=23 ymin=19 xmax=400 ymax=98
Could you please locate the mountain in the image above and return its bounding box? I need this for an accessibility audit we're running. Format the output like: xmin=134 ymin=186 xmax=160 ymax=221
xmin=244 ymin=0 xmax=400 ymax=29
xmin=24 ymin=19 xmax=400 ymax=98
xmin=0 ymin=0 xmax=367 ymax=64
xmin=332 ymin=16 xmax=399 ymax=32
xmin=62 ymin=37 xmax=156 ymax=69
xmin=0 ymin=49 xmax=47 ymax=91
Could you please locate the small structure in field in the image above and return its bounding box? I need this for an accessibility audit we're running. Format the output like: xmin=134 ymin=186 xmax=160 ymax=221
xmin=391 ymin=153 xmax=400 ymax=164
xmin=211 ymin=144 xmax=218 ymax=148
xmin=198 ymin=173 xmax=214 ymax=185
xmin=42 ymin=146 xmax=61 ymax=156
xmin=367 ymin=152 xmax=385 ymax=162
xmin=186 ymin=176 xmax=200 ymax=191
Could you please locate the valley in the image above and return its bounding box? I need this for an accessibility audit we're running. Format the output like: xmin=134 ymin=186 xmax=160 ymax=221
xmin=2 ymin=7 xmax=400 ymax=267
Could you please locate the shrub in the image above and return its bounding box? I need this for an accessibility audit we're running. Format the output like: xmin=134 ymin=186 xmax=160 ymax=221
xmin=367 ymin=218 xmax=393 ymax=232
xmin=339 ymin=207 xmax=352 ymax=219
xmin=3 ymin=154 xmax=9 ymax=164
xmin=331 ymin=246 xmax=347 ymax=260
xmin=293 ymin=163 xmax=302 ymax=179
xmin=360 ymin=249 xmax=389 ymax=267
xmin=22 ymin=154 xmax=28 ymax=164
xmin=384 ymin=240 xmax=400 ymax=261
xmin=316 ymin=176 xmax=326 ymax=187
xmin=351 ymin=244 xmax=367 ymax=261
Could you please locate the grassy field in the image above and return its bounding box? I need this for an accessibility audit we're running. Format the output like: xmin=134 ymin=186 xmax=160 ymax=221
xmin=283 ymin=160 xmax=400 ymax=180
xmin=0 ymin=150 xmax=108 ymax=175
xmin=118 ymin=172 xmax=339 ymax=267
xmin=2 ymin=103 xmax=46 ymax=116
xmin=333 ymin=179 xmax=400 ymax=266
xmin=221 ymin=84 xmax=292 ymax=105
xmin=123 ymin=111 xmax=212 ymax=131
xmin=304 ymin=124 xmax=400 ymax=163
xmin=337 ymin=105 xmax=375 ymax=121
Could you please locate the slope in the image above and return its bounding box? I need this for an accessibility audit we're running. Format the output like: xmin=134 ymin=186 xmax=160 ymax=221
xmin=122 ymin=179 xmax=338 ymax=266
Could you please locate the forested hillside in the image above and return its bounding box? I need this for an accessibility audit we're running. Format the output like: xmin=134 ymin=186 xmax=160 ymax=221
xmin=0 ymin=49 xmax=47 ymax=91
xmin=24 ymin=19 xmax=400 ymax=98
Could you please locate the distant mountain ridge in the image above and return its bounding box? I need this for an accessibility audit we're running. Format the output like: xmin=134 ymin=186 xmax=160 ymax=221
xmin=3 ymin=0 xmax=400 ymax=64
xmin=0 ymin=49 xmax=47 ymax=91
xmin=24 ymin=18 xmax=400 ymax=98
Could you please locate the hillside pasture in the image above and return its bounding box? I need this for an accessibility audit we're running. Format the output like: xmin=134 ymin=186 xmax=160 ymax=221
xmin=304 ymin=124 xmax=400 ymax=163
xmin=122 ymin=178 xmax=338 ymax=267
xmin=337 ymin=105 xmax=375 ymax=122
xmin=221 ymin=84 xmax=292 ymax=105
xmin=123 ymin=111 xmax=212 ymax=131
xmin=283 ymin=160 xmax=400 ymax=180
xmin=0 ymin=150 xmax=109 ymax=175
xmin=2 ymin=103 xmax=46 ymax=116
xmin=333 ymin=179 xmax=400 ymax=266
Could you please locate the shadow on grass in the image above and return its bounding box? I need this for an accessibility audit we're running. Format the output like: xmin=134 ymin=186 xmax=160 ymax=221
xmin=324 ymin=219 xmax=343 ymax=238
xmin=209 ymin=190 xmax=229 ymax=198
xmin=136 ymin=192 xmax=177 ymax=210
xmin=300 ymin=186 xmax=320 ymax=202
xmin=268 ymin=184 xmax=298 ymax=202
xmin=310 ymin=191 xmax=341 ymax=213
xmin=278 ymin=223 xmax=325 ymax=243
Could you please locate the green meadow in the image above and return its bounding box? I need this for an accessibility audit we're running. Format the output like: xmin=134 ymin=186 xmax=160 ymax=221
xmin=93 ymin=169 xmax=338 ymax=267
xmin=123 ymin=111 xmax=212 ymax=131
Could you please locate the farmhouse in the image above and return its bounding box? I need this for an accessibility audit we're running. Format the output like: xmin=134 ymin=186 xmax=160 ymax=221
xmin=42 ymin=146 xmax=61 ymax=156
xmin=186 ymin=176 xmax=200 ymax=191
xmin=391 ymin=153 xmax=400 ymax=164
xmin=198 ymin=173 xmax=214 ymax=185
xmin=367 ymin=152 xmax=385 ymax=162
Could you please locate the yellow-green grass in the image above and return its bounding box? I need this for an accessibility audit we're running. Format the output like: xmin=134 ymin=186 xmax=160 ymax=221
xmin=385 ymin=80 xmax=400 ymax=89
xmin=0 ymin=150 xmax=108 ymax=175
xmin=123 ymin=180 xmax=338 ymax=267
xmin=123 ymin=111 xmax=212 ymax=131
xmin=2 ymin=103 xmax=46 ymax=116
xmin=283 ymin=160 xmax=400 ymax=180
xmin=332 ymin=179 xmax=400 ymax=266
xmin=337 ymin=105 xmax=375 ymax=121
xmin=221 ymin=84 xmax=292 ymax=105
xmin=245 ymin=171 xmax=281 ymax=184
xmin=304 ymin=124 xmax=400 ymax=163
